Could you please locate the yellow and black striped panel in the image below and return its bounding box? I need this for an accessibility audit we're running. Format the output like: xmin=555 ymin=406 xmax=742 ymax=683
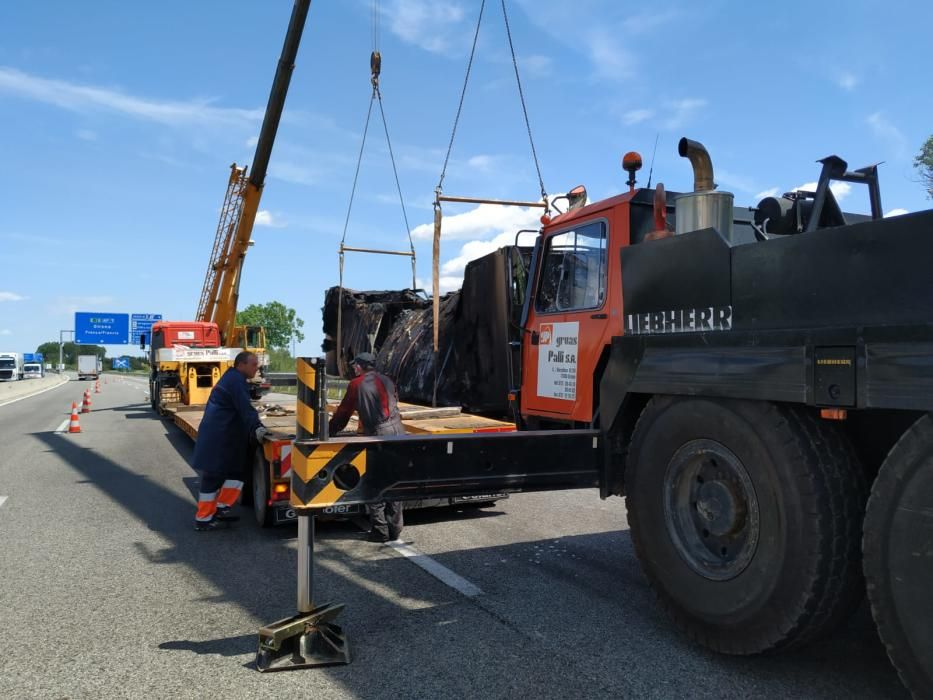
xmin=290 ymin=441 xmax=367 ymax=509
xmin=295 ymin=357 xmax=318 ymax=441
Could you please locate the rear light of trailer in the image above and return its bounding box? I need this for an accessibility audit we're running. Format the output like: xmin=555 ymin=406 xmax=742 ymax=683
xmin=271 ymin=482 xmax=290 ymax=501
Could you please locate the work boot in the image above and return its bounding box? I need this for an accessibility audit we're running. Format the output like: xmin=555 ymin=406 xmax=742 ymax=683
xmin=388 ymin=529 xmax=402 ymax=542
xmin=367 ymin=530 xmax=390 ymax=543
xmin=215 ymin=505 xmax=240 ymax=522
xmin=194 ymin=519 xmax=223 ymax=532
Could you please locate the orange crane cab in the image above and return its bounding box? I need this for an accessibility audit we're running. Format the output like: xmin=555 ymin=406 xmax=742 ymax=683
xmin=519 ymin=191 xmax=635 ymax=426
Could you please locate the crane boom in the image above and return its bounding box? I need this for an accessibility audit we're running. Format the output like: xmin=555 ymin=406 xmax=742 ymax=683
xmin=197 ymin=0 xmax=311 ymax=345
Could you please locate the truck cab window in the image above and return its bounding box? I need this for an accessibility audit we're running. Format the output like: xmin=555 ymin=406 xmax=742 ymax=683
xmin=535 ymin=220 xmax=607 ymax=313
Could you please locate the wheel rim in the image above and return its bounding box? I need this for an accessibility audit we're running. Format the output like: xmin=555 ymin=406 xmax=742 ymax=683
xmin=663 ymin=439 xmax=760 ymax=581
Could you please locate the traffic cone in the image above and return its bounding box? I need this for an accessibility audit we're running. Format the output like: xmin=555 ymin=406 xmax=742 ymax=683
xmin=68 ymin=402 xmax=82 ymax=433
xmin=95 ymin=380 xmax=100 ymax=394
xmin=81 ymin=390 xmax=91 ymax=414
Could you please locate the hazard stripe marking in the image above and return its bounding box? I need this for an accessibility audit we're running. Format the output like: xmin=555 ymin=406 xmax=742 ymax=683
xmin=291 ymin=443 xmax=367 ymax=507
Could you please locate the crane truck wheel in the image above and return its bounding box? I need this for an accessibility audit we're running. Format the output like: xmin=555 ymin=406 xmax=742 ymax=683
xmin=863 ymin=413 xmax=933 ymax=700
xmin=626 ymin=396 xmax=865 ymax=655
xmin=250 ymin=448 xmax=274 ymax=528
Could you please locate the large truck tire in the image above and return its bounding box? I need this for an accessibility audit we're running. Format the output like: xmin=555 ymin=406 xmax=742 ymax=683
xmin=863 ymin=414 xmax=933 ymax=699
xmin=626 ymin=397 xmax=866 ymax=655
xmin=250 ymin=449 xmax=274 ymax=528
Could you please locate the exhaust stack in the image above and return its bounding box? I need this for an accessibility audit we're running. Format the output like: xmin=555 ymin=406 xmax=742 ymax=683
xmin=678 ymin=137 xmax=714 ymax=192
xmin=675 ymin=137 xmax=734 ymax=243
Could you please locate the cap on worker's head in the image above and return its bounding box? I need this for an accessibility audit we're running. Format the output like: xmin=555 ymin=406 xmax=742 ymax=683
xmin=352 ymin=352 xmax=376 ymax=368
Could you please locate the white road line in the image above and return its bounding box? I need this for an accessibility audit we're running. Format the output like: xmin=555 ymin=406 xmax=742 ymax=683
xmin=0 ymin=496 xmax=7 ymax=509
xmin=0 ymin=378 xmax=69 ymax=409
xmin=54 ymin=419 xmax=70 ymax=434
xmin=387 ymin=540 xmax=484 ymax=597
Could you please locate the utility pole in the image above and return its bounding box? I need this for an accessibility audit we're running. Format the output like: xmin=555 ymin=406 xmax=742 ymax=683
xmin=59 ymin=329 xmax=74 ymax=373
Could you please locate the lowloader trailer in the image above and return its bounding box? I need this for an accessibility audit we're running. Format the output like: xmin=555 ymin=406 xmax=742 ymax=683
xmin=265 ymin=142 xmax=932 ymax=697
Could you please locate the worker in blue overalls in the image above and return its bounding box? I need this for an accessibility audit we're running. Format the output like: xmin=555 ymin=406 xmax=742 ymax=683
xmin=193 ymin=351 xmax=267 ymax=531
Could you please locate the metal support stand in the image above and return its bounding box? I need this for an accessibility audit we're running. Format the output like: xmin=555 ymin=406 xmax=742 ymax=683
xmin=256 ymin=515 xmax=350 ymax=671
xmin=256 ymin=358 xmax=350 ymax=672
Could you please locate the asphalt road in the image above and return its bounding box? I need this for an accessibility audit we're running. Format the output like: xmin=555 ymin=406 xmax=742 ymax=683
xmin=0 ymin=376 xmax=908 ymax=699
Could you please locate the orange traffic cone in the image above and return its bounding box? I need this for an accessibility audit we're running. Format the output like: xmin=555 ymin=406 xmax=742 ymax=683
xmin=95 ymin=380 xmax=100 ymax=394
xmin=69 ymin=402 xmax=82 ymax=433
xmin=81 ymin=390 xmax=91 ymax=414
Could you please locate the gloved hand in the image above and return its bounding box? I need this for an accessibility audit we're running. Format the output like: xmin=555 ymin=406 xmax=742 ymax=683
xmin=255 ymin=425 xmax=269 ymax=443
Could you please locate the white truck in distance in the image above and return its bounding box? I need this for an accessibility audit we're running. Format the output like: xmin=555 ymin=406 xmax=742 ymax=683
xmin=0 ymin=352 xmax=24 ymax=381
xmin=23 ymin=362 xmax=44 ymax=379
xmin=77 ymin=355 xmax=102 ymax=381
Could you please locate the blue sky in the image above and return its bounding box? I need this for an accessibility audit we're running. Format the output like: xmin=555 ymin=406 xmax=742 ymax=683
xmin=1 ymin=0 xmax=930 ymax=358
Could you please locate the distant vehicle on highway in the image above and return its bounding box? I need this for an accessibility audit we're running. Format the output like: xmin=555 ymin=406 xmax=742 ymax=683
xmin=23 ymin=362 xmax=43 ymax=379
xmin=0 ymin=352 xmax=24 ymax=381
xmin=77 ymin=355 xmax=102 ymax=381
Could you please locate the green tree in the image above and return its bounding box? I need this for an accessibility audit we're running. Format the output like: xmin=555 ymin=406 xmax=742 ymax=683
xmin=267 ymin=347 xmax=296 ymax=372
xmin=236 ymin=301 xmax=304 ymax=349
xmin=36 ymin=341 xmax=105 ymax=368
xmin=915 ymin=135 xmax=933 ymax=199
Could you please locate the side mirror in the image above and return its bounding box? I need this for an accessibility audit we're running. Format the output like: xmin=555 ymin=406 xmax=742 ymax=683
xmin=140 ymin=334 xmax=147 ymax=350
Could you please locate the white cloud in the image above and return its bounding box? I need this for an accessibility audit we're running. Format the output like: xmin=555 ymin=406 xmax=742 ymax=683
xmin=54 ymin=295 xmax=115 ymax=316
xmin=622 ymin=109 xmax=654 ymax=126
xmin=255 ymin=210 xmax=286 ymax=228
xmin=867 ymin=112 xmax=907 ymax=156
xmin=412 ymin=201 xmax=541 ymax=241
xmin=0 ymin=329 xmax=11 ymax=336
xmin=416 ymin=276 xmax=464 ymax=295
xmin=0 ymin=66 xmax=262 ymax=127
xmin=521 ymin=54 xmax=553 ymax=77
xmin=268 ymin=161 xmax=320 ymax=186
xmin=837 ymin=72 xmax=858 ymax=91
xmin=466 ymin=154 xmax=496 ymax=172
xmin=245 ymin=135 xmax=259 ymax=148
xmin=664 ymin=98 xmax=706 ymax=129
xmin=885 ymin=208 xmax=908 ymax=217
xmin=622 ymin=9 xmax=681 ymax=34
xmin=0 ymin=291 xmax=27 ymax=302
xmin=380 ymin=0 xmax=466 ymax=55
xmin=75 ymin=128 xmax=97 ymax=141
xmin=754 ymin=187 xmax=780 ymax=200
xmin=716 ymin=168 xmax=758 ymax=194
xmin=794 ymin=181 xmax=852 ymax=201
xmin=587 ymin=29 xmax=636 ymax=80
xmin=441 ymin=230 xmax=517 ymax=277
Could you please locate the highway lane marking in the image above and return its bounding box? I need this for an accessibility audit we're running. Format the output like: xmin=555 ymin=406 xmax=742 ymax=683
xmin=54 ymin=419 xmax=70 ymax=434
xmin=0 ymin=496 xmax=7 ymax=509
xmin=387 ymin=540 xmax=484 ymax=598
xmin=0 ymin=377 xmax=70 ymax=409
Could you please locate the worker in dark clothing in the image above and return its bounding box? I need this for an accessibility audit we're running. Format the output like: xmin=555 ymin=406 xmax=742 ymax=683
xmin=329 ymin=352 xmax=404 ymax=542
xmin=192 ymin=351 xmax=267 ymax=531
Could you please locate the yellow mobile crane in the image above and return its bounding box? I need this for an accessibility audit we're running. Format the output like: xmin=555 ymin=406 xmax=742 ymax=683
xmin=194 ymin=0 xmax=311 ymax=397
xmin=147 ymin=0 xmax=308 ymax=410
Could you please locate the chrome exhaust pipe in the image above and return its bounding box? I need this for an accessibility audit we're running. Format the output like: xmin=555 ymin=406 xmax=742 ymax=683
xmin=678 ymin=137 xmax=714 ymax=192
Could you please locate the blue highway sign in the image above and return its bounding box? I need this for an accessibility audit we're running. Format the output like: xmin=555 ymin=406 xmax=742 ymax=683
xmin=112 ymin=357 xmax=131 ymax=370
xmin=131 ymin=313 xmax=162 ymax=345
xmin=75 ymin=312 xmax=129 ymax=344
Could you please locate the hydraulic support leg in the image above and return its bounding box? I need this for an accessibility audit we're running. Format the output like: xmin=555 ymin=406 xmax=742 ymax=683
xmin=255 ymin=357 xmax=350 ymax=671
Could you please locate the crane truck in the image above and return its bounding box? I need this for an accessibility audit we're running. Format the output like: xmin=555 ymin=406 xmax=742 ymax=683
xmin=288 ymin=140 xmax=933 ymax=698
xmin=146 ymin=0 xmax=310 ymax=412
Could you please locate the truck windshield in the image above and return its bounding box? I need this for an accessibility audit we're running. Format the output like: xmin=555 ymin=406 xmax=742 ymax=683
xmin=0 ymin=359 xmax=14 ymax=368
xmin=24 ymin=365 xmax=40 ymax=372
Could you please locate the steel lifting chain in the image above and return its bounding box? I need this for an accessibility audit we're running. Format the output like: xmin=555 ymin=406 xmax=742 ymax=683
xmin=435 ymin=0 xmax=548 ymax=212
xmin=337 ymin=40 xmax=416 ymax=371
